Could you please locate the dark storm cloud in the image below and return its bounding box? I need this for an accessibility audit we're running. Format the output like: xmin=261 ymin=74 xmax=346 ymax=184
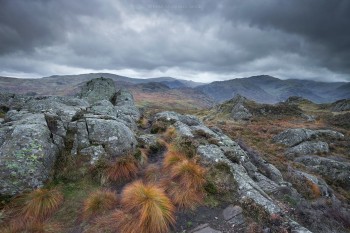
xmin=0 ymin=0 xmax=349 ymax=81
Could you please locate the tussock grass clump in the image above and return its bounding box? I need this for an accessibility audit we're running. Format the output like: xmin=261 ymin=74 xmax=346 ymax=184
xmin=144 ymin=164 xmax=162 ymax=183
xmin=82 ymin=190 xmax=118 ymax=220
xmin=121 ymin=180 xmax=175 ymax=233
xmin=163 ymin=126 xmax=177 ymax=142
xmin=163 ymin=148 xmax=207 ymax=210
xmin=163 ymin=150 xmax=186 ymax=169
xmin=105 ymin=156 xmax=139 ymax=182
xmin=17 ymin=188 xmax=64 ymax=222
xmin=164 ymin=181 xmax=204 ymax=210
xmin=170 ymin=159 xmax=206 ymax=190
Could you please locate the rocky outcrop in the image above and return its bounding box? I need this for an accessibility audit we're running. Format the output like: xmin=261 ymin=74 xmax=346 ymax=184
xmin=79 ymin=77 xmax=116 ymax=104
xmin=330 ymin=99 xmax=350 ymax=112
xmin=0 ymin=113 xmax=59 ymax=196
xmin=0 ymin=78 xmax=139 ymax=196
xmin=153 ymin=111 xmax=312 ymax=232
xmin=287 ymin=141 xmax=329 ymax=156
xmin=295 ymin=156 xmax=350 ymax=190
xmin=273 ymin=128 xmax=344 ymax=147
xmin=229 ymin=95 xmax=252 ymax=120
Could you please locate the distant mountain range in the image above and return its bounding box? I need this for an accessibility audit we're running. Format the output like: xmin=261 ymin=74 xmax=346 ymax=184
xmin=195 ymin=75 xmax=350 ymax=103
xmin=0 ymin=73 xmax=349 ymax=104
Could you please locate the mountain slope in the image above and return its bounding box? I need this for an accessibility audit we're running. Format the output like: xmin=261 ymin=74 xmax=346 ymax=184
xmin=195 ymin=75 xmax=349 ymax=103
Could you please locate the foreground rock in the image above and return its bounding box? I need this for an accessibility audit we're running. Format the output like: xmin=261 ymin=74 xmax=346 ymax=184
xmin=0 ymin=78 xmax=139 ymax=196
xmin=153 ymin=111 xmax=312 ymax=232
xmin=0 ymin=114 xmax=59 ymax=196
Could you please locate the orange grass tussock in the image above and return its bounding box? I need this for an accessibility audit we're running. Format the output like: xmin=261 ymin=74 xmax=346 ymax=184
xmin=18 ymin=188 xmax=64 ymax=222
xmin=105 ymin=156 xmax=139 ymax=182
xmin=121 ymin=180 xmax=175 ymax=233
xmin=82 ymin=189 xmax=118 ymax=220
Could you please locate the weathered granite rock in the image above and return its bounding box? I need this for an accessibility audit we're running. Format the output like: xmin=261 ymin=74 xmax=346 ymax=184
xmin=79 ymin=77 xmax=116 ymax=104
xmin=154 ymin=111 xmax=202 ymax=126
xmin=330 ymin=99 xmax=350 ymax=112
xmin=0 ymin=114 xmax=59 ymax=196
xmin=287 ymin=141 xmax=329 ymax=156
xmin=231 ymin=102 xmax=252 ymax=121
xmin=191 ymin=224 xmax=222 ymax=233
xmin=273 ymin=128 xmax=344 ymax=147
xmin=295 ymin=156 xmax=350 ymax=189
xmin=85 ymin=118 xmax=136 ymax=157
xmin=222 ymin=205 xmax=245 ymax=227
xmin=80 ymin=145 xmax=106 ymax=165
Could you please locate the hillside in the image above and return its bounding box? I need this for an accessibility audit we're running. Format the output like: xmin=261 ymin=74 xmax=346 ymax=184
xmin=196 ymin=75 xmax=349 ymax=103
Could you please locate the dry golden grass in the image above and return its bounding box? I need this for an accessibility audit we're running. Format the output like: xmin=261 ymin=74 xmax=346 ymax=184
xmin=17 ymin=188 xmax=64 ymax=222
xmin=82 ymin=190 xmax=118 ymax=220
xmin=170 ymin=159 xmax=206 ymax=190
xmin=144 ymin=164 xmax=162 ymax=183
xmin=164 ymin=181 xmax=204 ymax=210
xmin=163 ymin=126 xmax=177 ymax=142
xmin=121 ymin=180 xmax=175 ymax=233
xmin=105 ymin=156 xmax=139 ymax=182
xmin=87 ymin=209 xmax=137 ymax=233
xmin=163 ymin=150 xmax=186 ymax=169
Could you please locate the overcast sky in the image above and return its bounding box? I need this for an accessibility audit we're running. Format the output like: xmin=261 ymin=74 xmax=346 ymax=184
xmin=0 ymin=0 xmax=349 ymax=82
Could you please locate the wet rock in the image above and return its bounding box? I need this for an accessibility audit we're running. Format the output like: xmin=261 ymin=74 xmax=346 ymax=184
xmin=287 ymin=141 xmax=329 ymax=156
xmin=79 ymin=77 xmax=116 ymax=104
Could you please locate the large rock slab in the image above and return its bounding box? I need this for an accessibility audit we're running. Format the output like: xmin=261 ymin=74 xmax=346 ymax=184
xmin=273 ymin=128 xmax=344 ymax=147
xmin=295 ymin=156 xmax=350 ymax=190
xmin=86 ymin=118 xmax=136 ymax=157
xmin=0 ymin=114 xmax=59 ymax=196
xmin=287 ymin=141 xmax=329 ymax=156
xmin=79 ymin=77 xmax=116 ymax=104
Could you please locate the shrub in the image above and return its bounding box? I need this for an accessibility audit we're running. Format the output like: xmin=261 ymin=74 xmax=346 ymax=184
xmin=17 ymin=188 xmax=63 ymax=222
xmin=121 ymin=180 xmax=175 ymax=233
xmin=82 ymin=190 xmax=118 ymax=220
xmin=105 ymin=156 xmax=139 ymax=182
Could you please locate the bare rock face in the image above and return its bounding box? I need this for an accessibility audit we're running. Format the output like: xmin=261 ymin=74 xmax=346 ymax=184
xmin=79 ymin=77 xmax=116 ymax=104
xmin=330 ymin=99 xmax=350 ymax=112
xmin=295 ymin=156 xmax=350 ymax=190
xmin=0 ymin=77 xmax=140 ymax=196
xmin=273 ymin=128 xmax=343 ymax=147
xmin=229 ymin=95 xmax=252 ymax=121
xmin=286 ymin=141 xmax=329 ymax=156
xmin=0 ymin=113 xmax=59 ymax=196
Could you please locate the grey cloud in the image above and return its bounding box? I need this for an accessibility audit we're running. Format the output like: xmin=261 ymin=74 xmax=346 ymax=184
xmin=0 ymin=0 xmax=349 ymax=82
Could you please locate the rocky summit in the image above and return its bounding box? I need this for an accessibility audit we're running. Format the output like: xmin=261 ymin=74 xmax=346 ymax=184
xmin=0 ymin=78 xmax=139 ymax=196
xmin=0 ymin=77 xmax=349 ymax=233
